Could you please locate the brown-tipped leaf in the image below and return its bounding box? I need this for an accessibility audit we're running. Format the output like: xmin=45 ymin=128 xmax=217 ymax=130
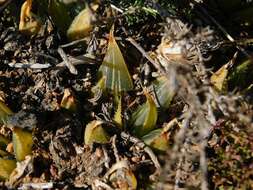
xmin=19 ymin=0 xmax=41 ymax=35
xmin=142 ymin=129 xmax=169 ymax=152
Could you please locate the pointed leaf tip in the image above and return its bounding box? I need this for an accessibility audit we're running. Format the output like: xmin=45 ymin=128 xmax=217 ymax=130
xmin=131 ymin=92 xmax=157 ymax=137
xmin=98 ymin=26 xmax=133 ymax=93
xmin=84 ymin=120 xmax=110 ymax=145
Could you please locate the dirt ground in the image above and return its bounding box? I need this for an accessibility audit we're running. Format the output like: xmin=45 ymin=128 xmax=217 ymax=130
xmin=0 ymin=0 xmax=253 ymax=190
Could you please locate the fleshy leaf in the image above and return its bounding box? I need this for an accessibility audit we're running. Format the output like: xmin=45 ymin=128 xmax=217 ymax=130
xmin=67 ymin=4 xmax=98 ymax=41
xmin=98 ymin=26 xmax=133 ymax=93
xmin=12 ymin=127 xmax=33 ymax=161
xmin=60 ymin=88 xmax=77 ymax=112
xmin=0 ymin=101 xmax=13 ymax=124
xmin=131 ymin=92 xmax=157 ymax=137
xmin=152 ymin=76 xmax=175 ymax=109
xmin=0 ymin=158 xmax=16 ymax=180
xmin=19 ymin=0 xmax=41 ymax=35
xmin=84 ymin=120 xmax=110 ymax=145
xmin=142 ymin=129 xmax=169 ymax=152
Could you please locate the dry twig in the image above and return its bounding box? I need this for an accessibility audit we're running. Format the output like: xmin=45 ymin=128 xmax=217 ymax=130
xmin=57 ymin=47 xmax=78 ymax=75
xmin=120 ymin=132 xmax=161 ymax=174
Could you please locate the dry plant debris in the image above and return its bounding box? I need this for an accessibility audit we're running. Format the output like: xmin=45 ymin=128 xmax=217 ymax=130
xmin=0 ymin=0 xmax=253 ymax=189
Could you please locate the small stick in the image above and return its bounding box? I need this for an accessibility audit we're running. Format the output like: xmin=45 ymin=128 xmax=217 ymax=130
xmin=57 ymin=47 xmax=78 ymax=75
xmin=55 ymin=55 xmax=99 ymax=68
xmin=18 ymin=182 xmax=53 ymax=190
xmin=8 ymin=63 xmax=51 ymax=69
xmin=102 ymin=145 xmax=110 ymax=169
xmin=60 ymin=38 xmax=87 ymax=48
xmin=126 ymin=37 xmax=166 ymax=75
xmin=120 ymin=132 xmax=161 ymax=173
xmin=112 ymin=135 xmax=120 ymax=162
xmin=34 ymin=52 xmax=59 ymax=64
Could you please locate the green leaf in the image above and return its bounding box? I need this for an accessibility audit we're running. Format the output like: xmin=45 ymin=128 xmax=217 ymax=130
xmin=12 ymin=127 xmax=33 ymax=161
xmin=98 ymin=26 xmax=133 ymax=93
xmin=131 ymin=92 xmax=157 ymax=137
xmin=142 ymin=129 xmax=169 ymax=152
xmin=67 ymin=4 xmax=98 ymax=41
xmin=48 ymin=0 xmax=72 ymax=35
xmin=0 ymin=158 xmax=16 ymax=180
xmin=84 ymin=120 xmax=110 ymax=145
xmin=0 ymin=101 xmax=13 ymax=124
xmin=152 ymin=76 xmax=175 ymax=109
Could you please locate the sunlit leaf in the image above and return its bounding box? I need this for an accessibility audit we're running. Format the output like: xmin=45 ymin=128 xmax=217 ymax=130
xmin=0 ymin=158 xmax=16 ymax=180
xmin=211 ymin=52 xmax=237 ymax=91
xmin=142 ymin=129 xmax=169 ymax=152
xmin=60 ymin=88 xmax=77 ymax=112
xmin=12 ymin=127 xmax=33 ymax=161
xmin=98 ymin=26 xmax=133 ymax=93
xmin=131 ymin=91 xmax=157 ymax=137
xmin=108 ymin=160 xmax=137 ymax=190
xmin=0 ymin=101 xmax=13 ymax=124
xmin=152 ymin=76 xmax=175 ymax=109
xmin=84 ymin=120 xmax=110 ymax=145
xmin=113 ymin=96 xmax=122 ymax=128
xmin=19 ymin=0 xmax=41 ymax=35
xmin=211 ymin=64 xmax=228 ymax=91
xmin=0 ymin=134 xmax=10 ymax=150
xmin=67 ymin=4 xmax=98 ymax=41
xmin=48 ymin=0 xmax=72 ymax=34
